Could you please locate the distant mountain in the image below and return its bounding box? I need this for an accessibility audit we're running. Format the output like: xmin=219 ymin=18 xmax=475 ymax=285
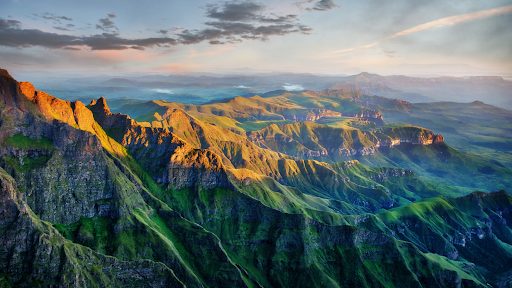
xmin=337 ymin=72 xmax=512 ymax=108
xmin=330 ymin=82 xmax=436 ymax=103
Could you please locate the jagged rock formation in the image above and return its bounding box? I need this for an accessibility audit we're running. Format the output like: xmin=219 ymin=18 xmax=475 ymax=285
xmin=282 ymin=108 xmax=342 ymax=122
xmin=0 ymin=70 xmax=251 ymax=287
xmin=88 ymin=96 xmax=136 ymax=129
xmin=89 ymin=100 xmax=235 ymax=191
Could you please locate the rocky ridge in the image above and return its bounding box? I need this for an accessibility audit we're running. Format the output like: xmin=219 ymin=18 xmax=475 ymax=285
xmin=247 ymin=122 xmax=444 ymax=159
xmin=89 ymin=100 xmax=235 ymax=191
xmin=1 ymin=70 xmax=251 ymax=287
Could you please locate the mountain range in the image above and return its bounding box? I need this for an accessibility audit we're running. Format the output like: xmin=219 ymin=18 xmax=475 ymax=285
xmin=26 ymin=71 xmax=512 ymax=110
xmin=1 ymin=68 xmax=512 ymax=287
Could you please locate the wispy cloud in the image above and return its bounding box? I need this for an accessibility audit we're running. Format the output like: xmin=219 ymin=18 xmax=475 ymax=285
xmin=330 ymin=4 xmax=512 ymax=54
xmin=34 ymin=12 xmax=73 ymax=22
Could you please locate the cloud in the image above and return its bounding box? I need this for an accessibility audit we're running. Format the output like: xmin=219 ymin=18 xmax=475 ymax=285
xmin=80 ymin=33 xmax=177 ymax=50
xmin=205 ymin=1 xmax=298 ymax=23
xmin=383 ymin=48 xmax=396 ymax=58
xmin=96 ymin=15 xmax=118 ymax=31
xmin=205 ymin=2 xmax=264 ymax=22
xmin=53 ymin=26 xmax=71 ymax=31
xmin=0 ymin=26 xmax=78 ymax=48
xmin=283 ymin=83 xmax=304 ymax=91
xmin=296 ymin=0 xmax=339 ymax=12
xmin=0 ymin=19 xmax=22 ymax=29
xmin=0 ymin=24 xmax=178 ymax=50
xmin=178 ymin=0 xmax=310 ymax=43
xmin=151 ymin=88 xmax=173 ymax=94
xmin=35 ymin=12 xmax=73 ymax=22
xmin=259 ymin=14 xmax=298 ymax=23
xmin=309 ymin=0 xmax=339 ymax=11
xmin=178 ymin=22 xmax=302 ymax=43
xmin=0 ymin=1 xmax=315 ymax=51
xmin=331 ymin=4 xmax=512 ymax=54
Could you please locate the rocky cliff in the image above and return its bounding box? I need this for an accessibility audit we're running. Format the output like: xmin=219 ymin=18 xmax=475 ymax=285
xmin=0 ymin=166 xmax=186 ymax=287
xmin=0 ymin=69 xmax=254 ymax=288
xmin=248 ymin=122 xmax=444 ymax=159
xmin=89 ymin=99 xmax=235 ymax=191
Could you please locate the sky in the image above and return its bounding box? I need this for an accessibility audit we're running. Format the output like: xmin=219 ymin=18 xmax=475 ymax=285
xmin=1 ymin=0 xmax=512 ymax=77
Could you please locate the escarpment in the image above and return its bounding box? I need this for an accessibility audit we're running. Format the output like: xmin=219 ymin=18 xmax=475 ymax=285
xmin=90 ymin=98 xmax=235 ymax=190
xmin=247 ymin=122 xmax=444 ymax=160
xmin=0 ymin=166 xmax=186 ymax=287
xmin=0 ymin=73 xmax=150 ymax=225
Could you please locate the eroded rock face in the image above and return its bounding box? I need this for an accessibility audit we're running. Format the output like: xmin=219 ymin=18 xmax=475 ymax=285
xmin=375 ymin=127 xmax=444 ymax=146
xmin=89 ymin=97 xmax=136 ymax=129
xmin=248 ymin=123 xmax=445 ymax=159
xmin=0 ymin=73 xmax=148 ymax=225
xmin=283 ymin=109 xmax=342 ymax=122
xmin=90 ymin=98 xmax=235 ymax=191
xmin=0 ymin=167 xmax=185 ymax=287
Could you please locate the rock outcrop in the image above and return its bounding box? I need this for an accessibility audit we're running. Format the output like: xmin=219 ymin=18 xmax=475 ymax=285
xmin=248 ymin=122 xmax=444 ymax=159
xmin=0 ymin=166 xmax=185 ymax=287
xmin=90 ymin=98 xmax=235 ymax=191
xmin=0 ymin=72 xmax=150 ymax=225
xmin=283 ymin=109 xmax=342 ymax=122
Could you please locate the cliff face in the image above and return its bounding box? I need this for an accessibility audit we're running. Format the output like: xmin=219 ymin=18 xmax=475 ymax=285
xmin=88 ymin=96 xmax=136 ymax=129
xmin=351 ymin=191 xmax=512 ymax=277
xmin=1 ymin=70 xmax=253 ymax=288
xmin=282 ymin=108 xmax=342 ymax=122
xmin=90 ymin=100 xmax=235 ymax=191
xmin=161 ymin=179 xmax=484 ymax=288
xmin=0 ymin=74 xmax=150 ymax=225
xmin=248 ymin=122 xmax=444 ymax=159
xmin=0 ymin=166 xmax=186 ymax=287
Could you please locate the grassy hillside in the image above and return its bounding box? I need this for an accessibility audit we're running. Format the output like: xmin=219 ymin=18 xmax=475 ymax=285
xmin=380 ymin=100 xmax=512 ymax=168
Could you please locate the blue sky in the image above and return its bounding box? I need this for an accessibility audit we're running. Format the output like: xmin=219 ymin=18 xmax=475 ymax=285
xmin=1 ymin=0 xmax=511 ymax=76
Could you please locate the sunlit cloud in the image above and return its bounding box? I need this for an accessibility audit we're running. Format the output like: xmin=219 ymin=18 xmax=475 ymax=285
xmin=329 ymin=4 xmax=512 ymax=55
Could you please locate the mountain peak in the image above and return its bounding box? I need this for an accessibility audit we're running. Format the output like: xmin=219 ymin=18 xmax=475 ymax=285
xmin=89 ymin=96 xmax=112 ymax=115
xmin=19 ymin=82 xmax=36 ymax=101
xmin=97 ymin=96 xmax=110 ymax=111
